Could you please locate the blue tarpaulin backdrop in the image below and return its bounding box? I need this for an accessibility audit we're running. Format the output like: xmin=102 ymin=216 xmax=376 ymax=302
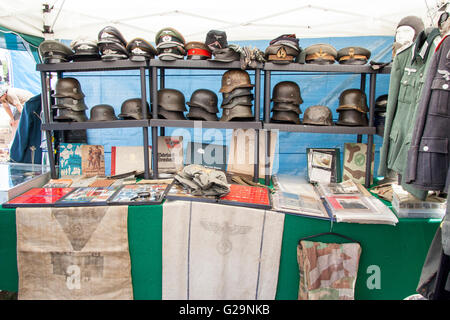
xmin=8 ymin=35 xmax=394 ymax=177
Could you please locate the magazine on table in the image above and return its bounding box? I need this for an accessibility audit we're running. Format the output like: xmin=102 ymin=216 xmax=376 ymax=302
xmin=55 ymin=187 xmax=118 ymax=206
xmin=306 ymin=148 xmax=341 ymax=184
xmin=315 ymin=180 xmax=398 ymax=225
xmin=271 ymin=174 xmax=330 ymax=220
xmin=107 ymin=184 xmax=170 ymax=205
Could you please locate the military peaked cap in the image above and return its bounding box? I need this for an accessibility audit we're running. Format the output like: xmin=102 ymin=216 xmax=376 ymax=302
xmin=185 ymin=41 xmax=212 ymax=60
xmin=39 ymin=40 xmax=74 ymax=63
xmin=302 ymin=44 xmax=337 ymax=65
xmin=337 ymin=47 xmax=371 ymax=65
xmin=127 ymin=38 xmax=157 ymax=61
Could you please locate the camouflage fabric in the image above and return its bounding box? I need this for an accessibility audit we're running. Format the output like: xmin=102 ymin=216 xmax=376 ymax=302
xmin=297 ymin=240 xmax=361 ymax=300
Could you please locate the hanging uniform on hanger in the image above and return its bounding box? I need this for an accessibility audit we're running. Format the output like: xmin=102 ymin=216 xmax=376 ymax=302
xmin=378 ymin=28 xmax=442 ymax=200
xmin=404 ymin=34 xmax=450 ymax=196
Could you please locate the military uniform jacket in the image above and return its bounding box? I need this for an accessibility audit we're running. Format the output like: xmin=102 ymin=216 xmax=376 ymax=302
xmin=378 ymin=28 xmax=441 ymax=199
xmin=404 ymin=35 xmax=450 ymax=195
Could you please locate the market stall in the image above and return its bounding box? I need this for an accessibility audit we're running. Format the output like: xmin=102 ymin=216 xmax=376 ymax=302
xmin=0 ymin=0 xmax=448 ymax=301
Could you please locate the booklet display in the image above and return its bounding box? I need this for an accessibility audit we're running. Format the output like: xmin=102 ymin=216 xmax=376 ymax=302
xmin=56 ymin=187 xmax=117 ymax=207
xmin=3 ymin=188 xmax=75 ymax=208
xmin=218 ymin=184 xmax=271 ymax=209
xmin=107 ymin=184 xmax=170 ymax=205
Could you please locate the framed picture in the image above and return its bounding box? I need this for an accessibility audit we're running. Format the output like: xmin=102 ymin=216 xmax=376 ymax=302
xmin=306 ymin=148 xmax=341 ymax=184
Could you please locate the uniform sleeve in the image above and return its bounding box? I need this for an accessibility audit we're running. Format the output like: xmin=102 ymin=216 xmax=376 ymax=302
xmin=377 ymin=51 xmax=408 ymax=176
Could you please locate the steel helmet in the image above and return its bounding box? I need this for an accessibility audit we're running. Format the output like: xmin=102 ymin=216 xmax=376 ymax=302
xmin=187 ymin=89 xmax=219 ymax=113
xmin=337 ymin=89 xmax=369 ymax=113
xmin=271 ymin=110 xmax=301 ymax=124
xmin=158 ymin=88 xmax=187 ymax=112
xmin=219 ymin=70 xmax=254 ymax=93
xmin=127 ymin=38 xmax=157 ymax=61
xmin=221 ymin=87 xmax=253 ymax=105
xmin=38 ymin=40 xmax=74 ymax=64
xmin=375 ymin=94 xmax=388 ymax=112
xmin=220 ymin=105 xmax=253 ymax=122
xmin=271 ymin=81 xmax=303 ymax=104
xmin=336 ymin=109 xmax=368 ymax=126
xmin=187 ymin=106 xmax=219 ymax=121
xmin=221 ymin=95 xmax=253 ymax=109
xmin=118 ymin=98 xmax=151 ymax=120
xmin=88 ymin=104 xmax=118 ymax=121
xmin=158 ymin=108 xmax=186 ymax=120
xmin=54 ymin=108 xmax=87 ymax=122
xmin=52 ymin=78 xmax=85 ymax=100
xmin=302 ymin=105 xmax=333 ymax=126
xmin=53 ymin=97 xmax=88 ymax=112
xmin=272 ymin=102 xmax=302 ymax=114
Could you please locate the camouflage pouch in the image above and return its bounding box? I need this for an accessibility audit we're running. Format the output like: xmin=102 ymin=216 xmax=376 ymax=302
xmin=297 ymin=240 xmax=362 ymax=300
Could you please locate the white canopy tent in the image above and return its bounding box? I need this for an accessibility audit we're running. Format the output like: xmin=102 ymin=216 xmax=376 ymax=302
xmin=0 ymin=0 xmax=445 ymax=42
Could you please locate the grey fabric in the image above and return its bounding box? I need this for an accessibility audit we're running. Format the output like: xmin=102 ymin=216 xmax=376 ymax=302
xmin=416 ymin=187 xmax=450 ymax=298
xmin=405 ymin=35 xmax=450 ymax=193
xmin=174 ymin=164 xmax=230 ymax=197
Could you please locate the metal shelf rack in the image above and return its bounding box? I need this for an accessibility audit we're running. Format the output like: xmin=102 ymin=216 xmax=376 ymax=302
xmin=262 ymin=62 xmax=391 ymax=186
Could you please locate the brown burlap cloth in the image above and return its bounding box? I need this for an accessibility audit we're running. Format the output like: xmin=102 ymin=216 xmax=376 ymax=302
xmin=16 ymin=205 xmax=133 ymax=300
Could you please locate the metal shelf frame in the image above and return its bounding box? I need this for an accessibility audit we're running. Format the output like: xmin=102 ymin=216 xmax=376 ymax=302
xmin=149 ymin=60 xmax=263 ymax=182
xmin=37 ymin=60 xmax=152 ymax=179
xmin=262 ymin=62 xmax=390 ymax=187
xmin=37 ymin=58 xmax=391 ymax=186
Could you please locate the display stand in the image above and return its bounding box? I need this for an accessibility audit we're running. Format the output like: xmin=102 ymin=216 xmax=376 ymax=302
xmin=262 ymin=62 xmax=391 ymax=187
xmin=38 ymin=58 xmax=390 ymax=188
xmin=148 ymin=59 xmax=263 ymax=182
xmin=37 ymin=60 xmax=152 ymax=180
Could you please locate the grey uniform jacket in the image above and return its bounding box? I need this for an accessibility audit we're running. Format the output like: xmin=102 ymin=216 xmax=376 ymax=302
xmin=405 ymin=35 xmax=450 ymax=194
xmin=378 ymin=28 xmax=441 ymax=200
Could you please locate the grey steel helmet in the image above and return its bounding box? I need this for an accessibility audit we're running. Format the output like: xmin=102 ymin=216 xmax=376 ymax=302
xmin=38 ymin=40 xmax=74 ymax=64
xmin=272 ymin=101 xmax=302 ymax=114
xmin=219 ymin=105 xmax=253 ymax=122
xmin=158 ymin=88 xmax=187 ymax=112
xmin=187 ymin=89 xmax=219 ymax=113
xmin=187 ymin=106 xmax=219 ymax=121
xmin=221 ymin=95 xmax=253 ymax=109
xmin=53 ymin=97 xmax=88 ymax=112
xmin=375 ymin=94 xmax=388 ymax=112
xmin=52 ymin=78 xmax=85 ymax=100
xmin=88 ymin=104 xmax=118 ymax=121
xmin=118 ymin=98 xmax=150 ymax=120
xmin=337 ymin=89 xmax=369 ymax=113
xmin=271 ymin=81 xmax=303 ymax=104
xmin=158 ymin=108 xmax=186 ymax=120
xmin=219 ymin=70 xmax=254 ymax=93
xmin=271 ymin=110 xmax=301 ymax=124
xmin=222 ymin=87 xmax=253 ymax=105
xmin=336 ymin=109 xmax=368 ymax=126
xmin=302 ymin=105 xmax=333 ymax=126
xmin=54 ymin=108 xmax=87 ymax=122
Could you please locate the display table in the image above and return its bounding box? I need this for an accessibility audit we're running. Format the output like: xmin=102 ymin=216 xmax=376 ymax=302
xmin=0 ymin=204 xmax=440 ymax=300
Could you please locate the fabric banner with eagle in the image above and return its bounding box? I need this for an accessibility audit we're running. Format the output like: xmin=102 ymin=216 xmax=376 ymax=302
xmin=15 ymin=206 xmax=133 ymax=300
xmin=162 ymin=201 xmax=285 ymax=300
